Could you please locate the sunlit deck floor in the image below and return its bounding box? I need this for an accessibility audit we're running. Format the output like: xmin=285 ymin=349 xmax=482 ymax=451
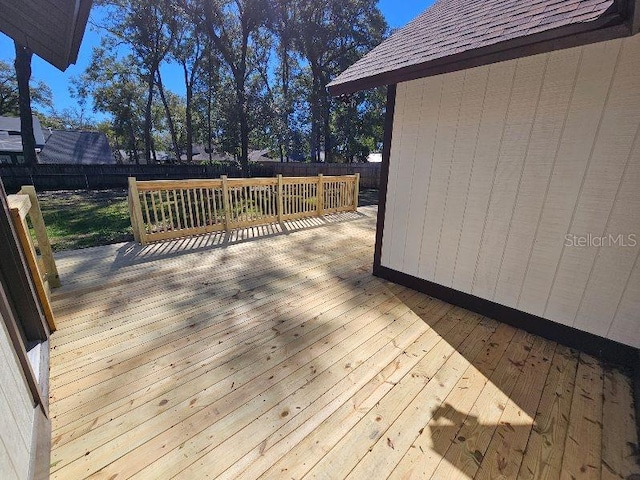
xmin=48 ymin=205 xmax=639 ymax=480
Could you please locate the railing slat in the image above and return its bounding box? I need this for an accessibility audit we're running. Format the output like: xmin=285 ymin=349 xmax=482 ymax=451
xmin=128 ymin=173 xmax=359 ymax=243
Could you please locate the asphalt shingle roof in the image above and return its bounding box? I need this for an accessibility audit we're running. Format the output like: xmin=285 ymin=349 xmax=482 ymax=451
xmin=328 ymin=0 xmax=620 ymax=94
xmin=39 ymin=130 xmax=114 ymax=164
xmin=0 ymin=116 xmax=46 ymax=151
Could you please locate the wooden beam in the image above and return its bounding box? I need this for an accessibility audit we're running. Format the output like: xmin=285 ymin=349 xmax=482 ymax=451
xmin=19 ymin=186 xmax=60 ymax=288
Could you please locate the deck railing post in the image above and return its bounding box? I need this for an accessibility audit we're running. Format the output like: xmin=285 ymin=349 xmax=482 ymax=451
xmin=317 ymin=174 xmax=324 ymax=217
xmin=277 ymin=174 xmax=283 ymax=223
xmin=128 ymin=177 xmax=147 ymax=245
xmin=19 ymin=185 xmax=60 ymax=288
xmin=353 ymin=173 xmax=360 ymax=212
xmin=221 ymin=175 xmax=231 ymax=231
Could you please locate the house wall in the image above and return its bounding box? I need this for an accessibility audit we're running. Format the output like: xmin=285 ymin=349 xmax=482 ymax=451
xmin=0 ymin=310 xmax=35 ymax=479
xmin=381 ymin=35 xmax=640 ymax=348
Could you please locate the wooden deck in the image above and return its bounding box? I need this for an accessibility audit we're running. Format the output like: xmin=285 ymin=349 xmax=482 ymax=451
xmin=48 ymin=206 xmax=639 ymax=480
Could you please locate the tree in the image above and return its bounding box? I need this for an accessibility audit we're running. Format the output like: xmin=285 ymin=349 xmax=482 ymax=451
xmin=97 ymin=0 xmax=177 ymax=163
xmin=37 ymin=108 xmax=96 ymax=131
xmin=0 ymin=60 xmax=52 ymax=117
xmin=13 ymin=42 xmax=38 ymax=166
xmin=294 ymin=0 xmax=387 ymax=162
xmin=199 ymin=0 xmax=273 ymax=176
xmin=170 ymin=1 xmax=207 ymax=162
xmin=269 ymin=0 xmax=297 ymax=161
xmin=78 ymin=50 xmax=147 ymax=163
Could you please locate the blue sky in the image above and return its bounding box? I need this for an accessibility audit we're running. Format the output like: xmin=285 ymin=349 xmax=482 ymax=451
xmin=0 ymin=1 xmax=433 ymax=117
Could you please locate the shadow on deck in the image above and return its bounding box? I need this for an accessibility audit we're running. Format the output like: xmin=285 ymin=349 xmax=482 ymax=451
xmin=48 ymin=205 xmax=639 ymax=480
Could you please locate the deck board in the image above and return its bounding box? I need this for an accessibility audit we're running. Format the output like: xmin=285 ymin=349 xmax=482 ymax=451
xmin=48 ymin=206 xmax=640 ymax=479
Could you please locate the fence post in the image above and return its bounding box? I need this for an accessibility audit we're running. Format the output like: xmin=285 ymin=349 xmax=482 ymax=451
xmin=317 ymin=174 xmax=324 ymax=217
xmin=19 ymin=185 xmax=60 ymax=288
xmin=128 ymin=177 xmax=147 ymax=245
xmin=277 ymin=174 xmax=283 ymax=223
xmin=353 ymin=173 xmax=360 ymax=211
xmin=221 ymin=175 xmax=231 ymax=230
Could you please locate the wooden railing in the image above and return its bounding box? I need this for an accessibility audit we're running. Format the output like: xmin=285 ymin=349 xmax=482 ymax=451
xmin=128 ymin=174 xmax=360 ymax=245
xmin=7 ymin=186 xmax=59 ymax=331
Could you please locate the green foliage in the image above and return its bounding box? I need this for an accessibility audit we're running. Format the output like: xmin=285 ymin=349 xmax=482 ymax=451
xmin=0 ymin=60 xmax=53 ymax=116
xmin=35 ymin=190 xmax=132 ymax=251
xmin=79 ymin=0 xmax=388 ymax=167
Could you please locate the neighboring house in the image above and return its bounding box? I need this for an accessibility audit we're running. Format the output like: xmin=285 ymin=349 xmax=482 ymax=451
xmin=249 ymin=148 xmax=272 ymax=162
xmin=39 ymin=130 xmax=114 ymax=165
xmin=0 ymin=1 xmax=92 ymax=479
xmin=329 ymin=0 xmax=640 ymax=362
xmin=182 ymin=145 xmax=234 ymax=163
xmin=0 ymin=116 xmax=46 ymax=165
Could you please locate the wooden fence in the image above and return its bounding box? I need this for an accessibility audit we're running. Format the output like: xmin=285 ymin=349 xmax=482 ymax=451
xmin=0 ymin=162 xmax=380 ymax=192
xmin=128 ymin=174 xmax=360 ymax=245
xmin=7 ymin=186 xmax=59 ymax=331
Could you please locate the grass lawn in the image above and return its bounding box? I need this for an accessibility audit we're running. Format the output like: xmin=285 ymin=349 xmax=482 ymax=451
xmin=35 ymin=188 xmax=379 ymax=252
xmin=36 ymin=190 xmax=133 ymax=252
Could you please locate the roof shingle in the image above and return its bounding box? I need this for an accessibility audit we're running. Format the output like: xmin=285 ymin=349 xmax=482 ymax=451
xmin=328 ymin=0 xmax=621 ymax=94
xmin=39 ymin=130 xmax=114 ymax=165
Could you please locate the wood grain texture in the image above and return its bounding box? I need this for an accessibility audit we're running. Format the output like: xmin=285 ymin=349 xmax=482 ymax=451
xmin=47 ymin=206 xmax=640 ymax=479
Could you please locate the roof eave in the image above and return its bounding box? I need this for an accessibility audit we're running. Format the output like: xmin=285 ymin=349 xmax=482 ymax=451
xmin=328 ymin=11 xmax=629 ymax=96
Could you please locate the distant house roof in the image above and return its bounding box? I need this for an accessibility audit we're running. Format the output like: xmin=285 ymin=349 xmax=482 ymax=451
xmin=181 ymin=145 xmax=234 ymax=163
xmin=0 ymin=0 xmax=93 ymax=71
xmin=0 ymin=116 xmax=46 ymax=152
xmin=39 ymin=130 xmax=114 ymax=164
xmin=328 ymin=0 xmax=640 ymax=95
xmin=249 ymin=149 xmax=272 ymax=162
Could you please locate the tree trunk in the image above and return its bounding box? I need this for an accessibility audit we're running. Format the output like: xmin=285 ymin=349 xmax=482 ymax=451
xmin=144 ymin=76 xmax=154 ymax=164
xmin=323 ymin=94 xmax=331 ymax=163
xmin=129 ymin=125 xmax=140 ymax=165
xmin=156 ymin=70 xmax=181 ymax=162
xmin=13 ymin=42 xmax=37 ymax=166
xmin=236 ymin=77 xmax=249 ymax=177
xmin=183 ymin=64 xmax=194 ymax=164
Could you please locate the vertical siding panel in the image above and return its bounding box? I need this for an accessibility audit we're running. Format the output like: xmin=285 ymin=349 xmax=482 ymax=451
xmin=451 ymin=61 xmax=516 ymax=293
xmin=382 ymin=37 xmax=639 ymax=347
xmin=0 ymin=302 xmax=35 ymax=480
xmin=380 ymin=83 xmax=408 ymax=268
xmin=579 ymin=146 xmax=640 ymax=338
xmin=518 ymin=40 xmax=621 ymax=319
xmin=0 ymin=437 xmax=20 ymax=480
xmin=545 ymin=38 xmax=637 ymax=327
xmin=0 ymin=336 xmax=33 ymax=444
xmin=388 ymin=80 xmax=424 ymax=270
xmin=574 ymin=37 xmax=640 ymax=338
xmin=0 ymin=389 xmax=30 ymax=480
xmin=608 ymin=251 xmax=640 ymax=345
xmin=493 ymin=49 xmax=582 ymax=307
xmin=434 ymin=67 xmax=489 ymax=286
xmin=402 ymin=76 xmax=443 ymax=276
xmin=417 ymin=70 xmax=465 ymax=281
xmin=472 ymin=55 xmax=548 ymax=299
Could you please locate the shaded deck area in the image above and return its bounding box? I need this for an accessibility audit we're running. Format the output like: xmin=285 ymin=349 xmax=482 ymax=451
xmin=48 ymin=206 xmax=639 ymax=479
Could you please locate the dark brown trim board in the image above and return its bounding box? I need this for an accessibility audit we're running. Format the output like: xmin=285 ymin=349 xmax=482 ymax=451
xmin=373 ymin=264 xmax=639 ymax=369
xmin=0 ymin=181 xmax=48 ymax=341
xmin=373 ymin=84 xmax=396 ymax=271
xmin=0 ymin=180 xmax=49 ymax=416
xmin=636 ymin=352 xmax=640 ymax=442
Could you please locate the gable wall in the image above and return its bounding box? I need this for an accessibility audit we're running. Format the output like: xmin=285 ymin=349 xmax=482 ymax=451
xmin=0 ymin=308 xmax=35 ymax=479
xmin=381 ymin=35 xmax=640 ymax=348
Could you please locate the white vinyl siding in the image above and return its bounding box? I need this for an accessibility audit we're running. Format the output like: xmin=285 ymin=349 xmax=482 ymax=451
xmin=0 ymin=312 xmax=35 ymax=479
xmin=381 ymin=35 xmax=640 ymax=348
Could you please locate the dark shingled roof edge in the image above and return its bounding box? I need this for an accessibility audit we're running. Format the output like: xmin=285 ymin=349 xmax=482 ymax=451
xmin=328 ymin=0 xmax=640 ymax=96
